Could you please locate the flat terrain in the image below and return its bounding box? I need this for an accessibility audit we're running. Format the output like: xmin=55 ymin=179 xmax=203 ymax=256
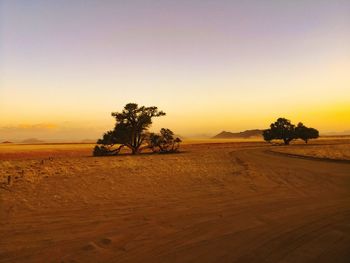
xmin=1 ymin=141 xmax=350 ymax=262
xmin=270 ymin=141 xmax=350 ymax=161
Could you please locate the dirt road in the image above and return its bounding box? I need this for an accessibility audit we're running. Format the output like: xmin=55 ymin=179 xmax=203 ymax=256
xmin=1 ymin=144 xmax=349 ymax=262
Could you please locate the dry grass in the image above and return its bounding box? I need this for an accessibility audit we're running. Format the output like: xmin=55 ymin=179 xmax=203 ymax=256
xmin=0 ymin=139 xmax=265 ymax=161
xmin=0 ymin=143 xmax=94 ymax=160
xmin=271 ymin=141 xmax=350 ymax=161
xmin=0 ymin=141 xmax=263 ymax=184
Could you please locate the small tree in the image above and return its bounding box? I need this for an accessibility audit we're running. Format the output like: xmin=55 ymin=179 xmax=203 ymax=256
xmin=264 ymin=118 xmax=296 ymax=145
xmin=295 ymin=122 xmax=319 ymax=143
xmin=111 ymin=103 xmax=165 ymax=154
xmin=148 ymin=128 xmax=182 ymax=153
xmin=148 ymin=133 xmax=162 ymax=153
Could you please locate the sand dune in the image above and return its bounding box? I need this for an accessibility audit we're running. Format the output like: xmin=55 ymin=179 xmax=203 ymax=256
xmin=1 ymin=142 xmax=350 ymax=262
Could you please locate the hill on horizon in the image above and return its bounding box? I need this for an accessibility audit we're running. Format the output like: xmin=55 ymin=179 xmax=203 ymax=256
xmin=20 ymin=138 xmax=46 ymax=144
xmin=212 ymin=129 xmax=263 ymax=139
xmin=81 ymin=139 xmax=97 ymax=143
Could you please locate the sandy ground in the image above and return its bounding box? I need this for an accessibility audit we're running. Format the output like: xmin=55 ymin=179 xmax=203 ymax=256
xmin=1 ymin=141 xmax=350 ymax=262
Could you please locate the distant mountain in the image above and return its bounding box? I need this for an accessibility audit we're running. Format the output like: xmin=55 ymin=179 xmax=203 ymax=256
xmin=212 ymin=129 xmax=263 ymax=139
xmin=2 ymin=141 xmax=13 ymax=144
xmin=21 ymin=138 xmax=46 ymax=144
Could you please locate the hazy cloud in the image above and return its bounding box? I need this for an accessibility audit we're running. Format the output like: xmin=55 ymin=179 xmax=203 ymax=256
xmin=0 ymin=122 xmax=106 ymax=142
xmin=0 ymin=123 xmax=58 ymax=131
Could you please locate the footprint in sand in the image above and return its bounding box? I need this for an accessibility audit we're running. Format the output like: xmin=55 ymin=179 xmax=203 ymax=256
xmin=98 ymin=237 xmax=112 ymax=246
xmin=82 ymin=238 xmax=113 ymax=251
xmin=81 ymin=242 xmax=98 ymax=251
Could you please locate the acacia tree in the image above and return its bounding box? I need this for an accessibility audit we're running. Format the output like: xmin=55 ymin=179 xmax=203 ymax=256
xmin=94 ymin=103 xmax=165 ymax=155
xmin=295 ymin=122 xmax=319 ymax=143
xmin=263 ymin=118 xmax=319 ymax=145
xmin=263 ymin=118 xmax=296 ymax=145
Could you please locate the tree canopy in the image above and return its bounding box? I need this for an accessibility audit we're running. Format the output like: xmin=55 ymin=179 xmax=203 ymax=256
xmin=264 ymin=118 xmax=296 ymax=145
xmin=263 ymin=118 xmax=319 ymax=145
xmin=148 ymin=128 xmax=182 ymax=153
xmin=295 ymin=122 xmax=319 ymax=143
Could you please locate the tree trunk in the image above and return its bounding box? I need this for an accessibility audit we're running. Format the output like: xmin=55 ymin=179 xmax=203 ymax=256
xmin=131 ymin=145 xmax=141 ymax=155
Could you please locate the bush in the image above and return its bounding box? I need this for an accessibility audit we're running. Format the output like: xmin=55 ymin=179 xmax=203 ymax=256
xmin=148 ymin=128 xmax=182 ymax=153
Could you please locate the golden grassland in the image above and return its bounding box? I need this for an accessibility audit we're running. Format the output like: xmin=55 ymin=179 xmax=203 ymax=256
xmin=0 ymin=139 xmax=262 ymax=161
xmin=4 ymin=137 xmax=347 ymax=186
xmin=1 ymin=137 xmax=349 ymax=185
xmin=0 ymin=135 xmax=347 ymax=160
xmin=270 ymin=139 xmax=350 ymax=161
xmin=0 ymin=140 xmax=264 ymax=184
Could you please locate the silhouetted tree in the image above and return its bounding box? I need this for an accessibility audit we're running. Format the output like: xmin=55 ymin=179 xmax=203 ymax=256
xmin=148 ymin=128 xmax=182 ymax=153
xmin=93 ymin=130 xmax=125 ymax=156
xmin=263 ymin=118 xmax=296 ymax=145
xmin=148 ymin=133 xmax=162 ymax=153
xmin=295 ymin=122 xmax=319 ymax=143
xmin=264 ymin=118 xmax=320 ymax=145
xmin=94 ymin=103 xmax=168 ymax=155
xmin=262 ymin=129 xmax=273 ymax=143
xmin=93 ymin=145 xmax=118 ymax=156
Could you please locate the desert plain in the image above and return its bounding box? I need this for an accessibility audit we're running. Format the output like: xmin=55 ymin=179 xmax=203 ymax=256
xmin=1 ymin=139 xmax=350 ymax=263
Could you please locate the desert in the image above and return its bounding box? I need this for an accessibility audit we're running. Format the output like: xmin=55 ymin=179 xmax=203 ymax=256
xmin=1 ymin=139 xmax=350 ymax=262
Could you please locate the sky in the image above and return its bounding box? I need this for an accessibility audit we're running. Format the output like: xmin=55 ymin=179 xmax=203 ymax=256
xmin=1 ymin=0 xmax=350 ymax=141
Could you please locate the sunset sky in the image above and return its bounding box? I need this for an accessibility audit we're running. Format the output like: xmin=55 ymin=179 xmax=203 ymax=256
xmin=1 ymin=0 xmax=349 ymax=141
